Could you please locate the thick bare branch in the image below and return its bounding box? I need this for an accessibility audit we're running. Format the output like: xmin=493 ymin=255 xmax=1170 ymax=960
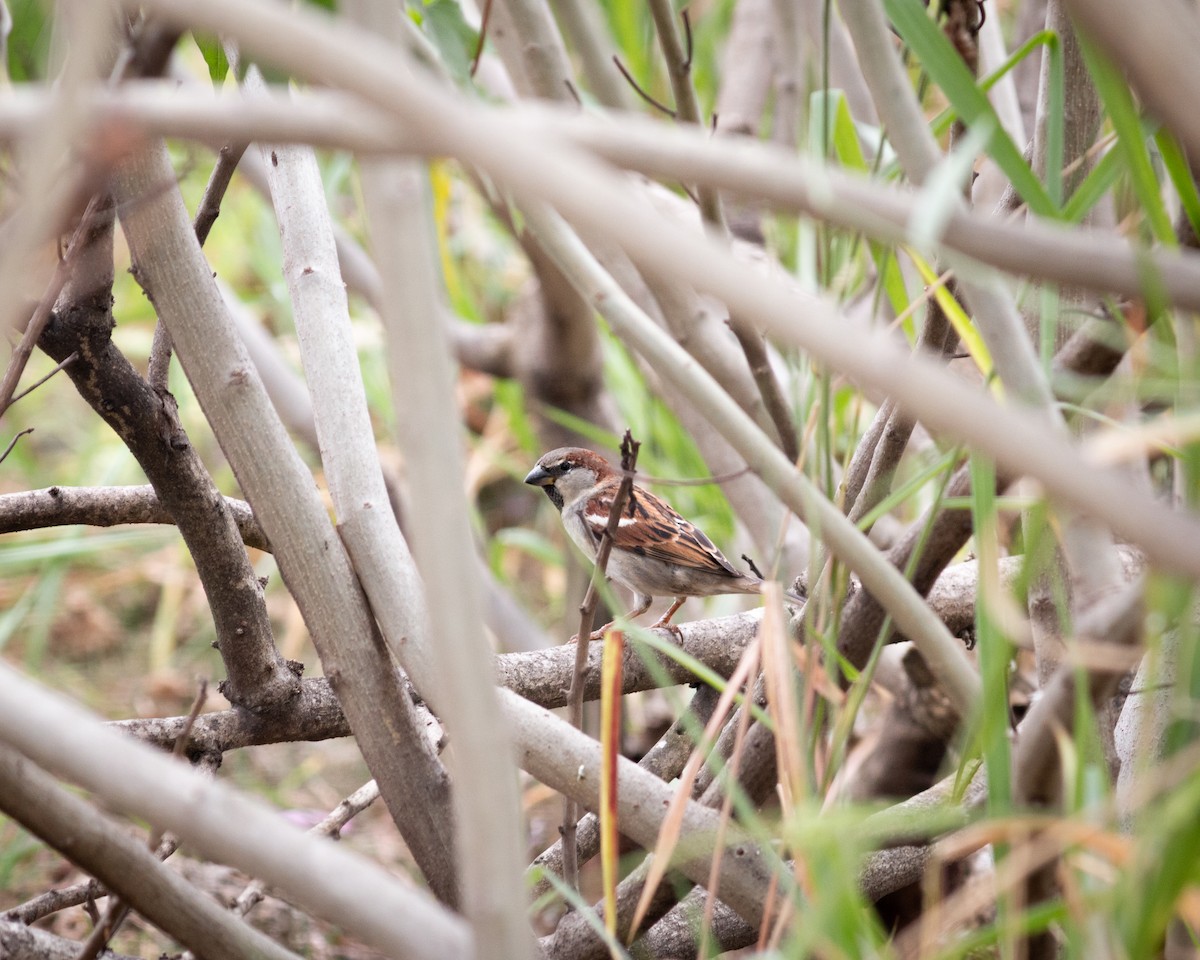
xmin=10 ymin=87 xmax=1200 ymax=309
xmin=351 ymin=35 xmax=530 ymax=960
xmin=0 ymin=484 xmax=268 ymax=549
xmin=114 ymin=138 xmax=459 ymax=904
xmin=0 ymin=743 xmax=303 ymax=960
xmin=41 ymin=200 xmax=298 ymax=713
xmin=247 ymin=64 xmax=461 ymax=903
xmin=0 ymin=661 xmax=471 ymax=960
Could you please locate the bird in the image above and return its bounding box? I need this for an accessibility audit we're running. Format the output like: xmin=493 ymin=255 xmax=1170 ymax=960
xmin=524 ymin=446 xmax=802 ymax=636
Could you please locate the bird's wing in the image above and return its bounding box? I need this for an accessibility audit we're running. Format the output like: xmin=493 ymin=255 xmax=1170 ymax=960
xmin=583 ymin=485 xmax=743 ymax=578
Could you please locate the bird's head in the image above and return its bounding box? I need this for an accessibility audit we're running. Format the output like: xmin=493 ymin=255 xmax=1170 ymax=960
xmin=524 ymin=447 xmax=614 ymax=512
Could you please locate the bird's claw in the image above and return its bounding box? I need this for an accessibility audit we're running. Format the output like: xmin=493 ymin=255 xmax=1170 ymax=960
xmin=566 ymin=622 xmax=614 ymax=644
xmin=651 ymin=620 xmax=684 ymax=643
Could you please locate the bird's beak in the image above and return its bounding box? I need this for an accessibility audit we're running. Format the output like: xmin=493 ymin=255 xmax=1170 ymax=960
xmin=524 ymin=465 xmax=554 ymax=487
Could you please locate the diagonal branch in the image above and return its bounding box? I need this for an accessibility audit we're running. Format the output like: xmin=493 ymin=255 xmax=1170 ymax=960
xmin=39 ymin=197 xmax=300 ymax=713
xmin=114 ymin=137 xmax=459 ymax=905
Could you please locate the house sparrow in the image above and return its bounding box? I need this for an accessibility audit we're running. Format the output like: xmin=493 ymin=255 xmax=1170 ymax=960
xmin=525 ymin=447 xmax=801 ymax=634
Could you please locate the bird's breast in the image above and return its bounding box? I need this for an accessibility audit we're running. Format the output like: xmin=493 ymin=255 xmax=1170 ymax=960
xmin=561 ymin=505 xmax=600 ymax=560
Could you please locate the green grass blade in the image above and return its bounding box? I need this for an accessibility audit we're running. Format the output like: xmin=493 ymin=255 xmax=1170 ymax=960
xmin=1078 ymin=34 xmax=1175 ymax=243
xmin=968 ymin=453 xmax=1012 ymax=814
xmin=1157 ymin=127 xmax=1200 ymax=244
xmin=884 ymin=0 xmax=1058 ymax=218
xmin=1061 ymin=141 xmax=1122 ymax=222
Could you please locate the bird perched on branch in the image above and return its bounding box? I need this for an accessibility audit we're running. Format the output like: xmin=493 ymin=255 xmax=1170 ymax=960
xmin=525 ymin=447 xmax=803 ymax=634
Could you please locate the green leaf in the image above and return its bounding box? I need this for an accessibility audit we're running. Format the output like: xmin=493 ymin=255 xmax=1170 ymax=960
xmin=929 ymin=29 xmax=1055 ymax=141
xmin=968 ymin=453 xmax=1013 ymax=816
xmin=1078 ymin=34 xmax=1175 ymax=244
xmin=1061 ymin=140 xmax=1123 ymax=222
xmin=193 ymin=32 xmax=229 ymax=85
xmin=810 ymin=89 xmax=868 ymax=171
xmin=417 ymin=0 xmax=478 ymax=84
xmin=1157 ymin=128 xmax=1200 ymax=245
xmin=884 ymin=0 xmax=1058 ymax=218
xmin=908 ymin=247 xmax=993 ymax=379
xmin=6 ymin=0 xmax=52 ymax=82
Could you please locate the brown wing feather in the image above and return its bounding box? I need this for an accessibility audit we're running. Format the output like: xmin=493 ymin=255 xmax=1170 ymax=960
xmin=583 ymin=486 xmax=742 ymax=578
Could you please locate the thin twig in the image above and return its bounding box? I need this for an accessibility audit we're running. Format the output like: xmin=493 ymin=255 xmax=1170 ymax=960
xmin=561 ymin=430 xmax=640 ymax=891
xmin=470 ymin=0 xmax=493 ymax=78
xmin=193 ymin=141 xmax=249 ymax=247
xmin=0 ymin=484 xmax=269 ymax=550
xmin=617 ymin=464 xmax=750 ymax=488
xmin=0 ymin=195 xmax=104 ymax=419
xmin=8 ymin=351 xmax=78 ymax=406
xmin=680 ymin=8 xmax=693 ymax=71
xmin=612 ymin=56 xmax=676 ymax=117
xmin=0 ymin=427 xmax=32 ymax=466
xmin=229 ymin=779 xmax=381 ymax=921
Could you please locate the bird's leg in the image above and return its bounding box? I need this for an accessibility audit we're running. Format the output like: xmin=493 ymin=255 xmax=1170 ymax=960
xmin=650 ymin=596 xmax=688 ymax=640
xmin=625 ymin=593 xmax=654 ymax=621
xmin=568 ymin=593 xmax=655 ymax=643
xmin=584 ymin=593 xmax=654 ymax=641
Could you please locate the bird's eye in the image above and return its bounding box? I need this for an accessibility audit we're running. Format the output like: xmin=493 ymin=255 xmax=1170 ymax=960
xmin=557 ymin=462 xmax=571 ymax=473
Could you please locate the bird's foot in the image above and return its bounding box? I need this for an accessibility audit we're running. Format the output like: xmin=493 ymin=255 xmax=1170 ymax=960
xmin=650 ymin=618 xmax=684 ymax=643
xmin=566 ymin=621 xmax=614 ymax=644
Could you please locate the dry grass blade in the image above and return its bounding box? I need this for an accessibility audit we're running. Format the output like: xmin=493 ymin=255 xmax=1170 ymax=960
xmin=599 ymin=628 xmax=624 ymax=944
xmin=762 ymin=583 xmax=805 ymax=811
xmin=627 ymin=631 xmax=763 ymax=938
xmin=761 ymin=582 xmax=807 ymax=946
xmin=906 ymin=815 xmax=1138 ymax=959
xmin=699 ymin=645 xmax=760 ymax=954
